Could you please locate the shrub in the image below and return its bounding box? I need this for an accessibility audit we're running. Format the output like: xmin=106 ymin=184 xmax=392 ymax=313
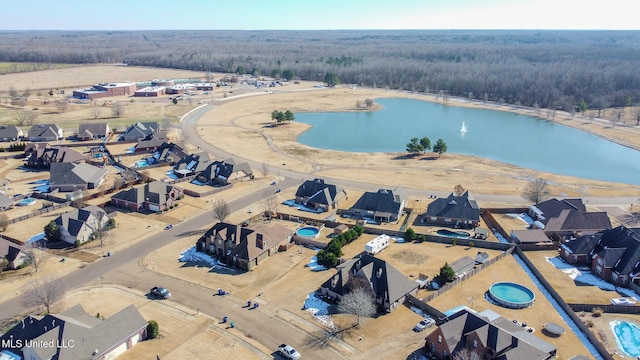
xmin=74 ymin=240 xmax=81 ymax=247
xmin=147 ymin=320 xmax=159 ymax=339
xmin=404 ymin=228 xmax=417 ymax=242
xmin=591 ymin=307 xmax=603 ymax=317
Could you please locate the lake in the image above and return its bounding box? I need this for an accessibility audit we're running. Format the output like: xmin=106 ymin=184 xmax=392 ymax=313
xmin=296 ymin=98 xmax=640 ymax=185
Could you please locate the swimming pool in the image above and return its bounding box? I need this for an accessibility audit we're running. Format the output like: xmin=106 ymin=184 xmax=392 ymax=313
xmin=489 ymin=282 xmax=535 ymax=309
xmin=17 ymin=198 xmax=36 ymax=206
xmin=610 ymin=320 xmax=640 ymax=357
xmin=437 ymin=229 xmax=471 ymax=238
xmin=135 ymin=160 xmax=149 ymax=168
xmin=296 ymin=227 xmax=320 ymax=239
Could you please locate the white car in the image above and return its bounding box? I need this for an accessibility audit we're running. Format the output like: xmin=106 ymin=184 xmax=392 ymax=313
xmin=278 ymin=344 xmax=301 ymax=359
xmin=413 ymin=318 xmax=436 ymax=332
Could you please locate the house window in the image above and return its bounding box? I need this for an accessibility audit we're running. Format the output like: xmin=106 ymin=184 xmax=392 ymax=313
xmin=596 ymin=265 xmax=602 ymax=274
xmin=430 ymin=217 xmax=437 ymax=221
xmin=444 ymin=218 xmax=452 ymax=223
xmin=473 ymin=340 xmax=477 ymax=348
xmin=438 ymin=335 xmax=442 ymax=343
xmin=598 ymin=258 xmax=603 ymax=265
xmin=573 ymin=255 xmax=577 ymax=262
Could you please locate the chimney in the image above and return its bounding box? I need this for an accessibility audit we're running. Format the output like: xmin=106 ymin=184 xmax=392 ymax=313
xmin=256 ymin=234 xmax=267 ymax=249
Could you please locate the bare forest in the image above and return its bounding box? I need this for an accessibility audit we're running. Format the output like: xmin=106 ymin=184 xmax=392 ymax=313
xmin=2 ymin=30 xmax=640 ymax=110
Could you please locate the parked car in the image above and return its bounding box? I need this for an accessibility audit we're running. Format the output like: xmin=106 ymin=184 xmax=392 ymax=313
xmin=150 ymin=286 xmax=171 ymax=299
xmin=165 ymin=224 xmax=173 ymax=230
xmin=278 ymin=344 xmax=301 ymax=359
xmin=275 ymin=189 xmax=281 ymax=193
xmin=413 ymin=318 xmax=435 ymax=332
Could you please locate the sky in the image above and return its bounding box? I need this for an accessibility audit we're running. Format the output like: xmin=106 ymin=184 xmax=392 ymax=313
xmin=1 ymin=0 xmax=637 ymax=31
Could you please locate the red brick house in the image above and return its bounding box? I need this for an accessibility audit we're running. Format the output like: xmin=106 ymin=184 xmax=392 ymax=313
xmin=111 ymin=181 xmax=181 ymax=212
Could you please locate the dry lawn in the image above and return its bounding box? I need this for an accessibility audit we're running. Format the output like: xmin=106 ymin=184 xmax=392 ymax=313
xmin=428 ymin=254 xmax=593 ymax=359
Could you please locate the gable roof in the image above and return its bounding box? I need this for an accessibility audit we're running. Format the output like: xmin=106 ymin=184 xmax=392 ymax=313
xmin=0 ymin=304 xmax=146 ymax=360
xmin=50 ymin=162 xmax=107 ymax=188
xmin=321 ymin=253 xmax=419 ymax=306
xmin=0 ymin=125 xmax=22 ymax=138
xmin=425 ymin=191 xmax=480 ymax=221
xmin=29 ymin=146 xmax=86 ymax=165
xmin=123 ymin=121 xmax=158 ymax=140
xmin=173 ymin=152 xmax=211 ymax=174
xmin=566 ymin=225 xmax=640 ymax=276
xmin=135 ymin=135 xmax=165 ymax=150
xmin=78 ymin=123 xmax=110 ymax=137
xmin=28 ymin=124 xmax=62 ymax=141
xmin=543 ymin=208 xmax=611 ymax=233
xmin=229 ymin=223 xmax=292 ymax=262
xmin=197 ymin=159 xmax=252 ymax=182
xmin=153 ymin=142 xmax=188 ymax=163
xmin=55 ymin=206 xmax=107 ymax=236
xmin=111 ymin=181 xmax=176 ymax=205
xmin=434 ymin=309 xmax=556 ymax=359
xmin=296 ymin=178 xmax=343 ymax=205
xmin=350 ymin=187 xmax=406 ymax=216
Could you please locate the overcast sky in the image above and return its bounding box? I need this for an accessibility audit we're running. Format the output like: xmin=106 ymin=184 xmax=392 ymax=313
xmin=2 ymin=0 xmax=637 ymax=31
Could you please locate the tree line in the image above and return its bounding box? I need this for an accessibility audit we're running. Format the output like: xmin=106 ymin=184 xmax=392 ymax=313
xmin=2 ymin=30 xmax=640 ymax=110
xmin=406 ymin=136 xmax=447 ymax=157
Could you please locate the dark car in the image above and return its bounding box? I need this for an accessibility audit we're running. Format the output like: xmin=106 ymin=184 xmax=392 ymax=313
xmin=150 ymin=286 xmax=171 ymax=299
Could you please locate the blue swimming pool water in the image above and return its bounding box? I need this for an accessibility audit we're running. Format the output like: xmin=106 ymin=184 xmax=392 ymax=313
xmin=437 ymin=229 xmax=471 ymax=238
xmin=135 ymin=160 xmax=149 ymax=168
xmin=610 ymin=321 xmax=640 ymax=357
xmin=18 ymin=198 xmax=36 ymax=206
xmin=489 ymin=282 xmax=535 ymax=307
xmin=296 ymin=227 xmax=320 ymax=237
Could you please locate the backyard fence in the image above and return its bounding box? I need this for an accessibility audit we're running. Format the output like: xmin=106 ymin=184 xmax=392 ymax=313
xmin=179 ymin=183 xmax=232 ymax=198
xmin=568 ymin=303 xmax=640 ymax=315
xmin=7 ymin=201 xmax=70 ymax=225
xmin=514 ymin=247 xmax=613 ymax=360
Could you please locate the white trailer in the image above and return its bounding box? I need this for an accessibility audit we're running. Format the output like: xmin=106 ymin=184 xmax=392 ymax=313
xmin=365 ymin=234 xmax=390 ymax=255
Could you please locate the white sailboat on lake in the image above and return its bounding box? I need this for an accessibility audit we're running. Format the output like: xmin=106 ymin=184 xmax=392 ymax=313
xmin=460 ymin=121 xmax=467 ymax=133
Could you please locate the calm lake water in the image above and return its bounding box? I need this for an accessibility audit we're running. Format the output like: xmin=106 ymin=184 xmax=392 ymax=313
xmin=296 ymin=98 xmax=640 ymax=185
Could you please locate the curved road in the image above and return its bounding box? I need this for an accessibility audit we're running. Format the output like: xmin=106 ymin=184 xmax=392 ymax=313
xmin=0 ymin=97 xmax=634 ymax=359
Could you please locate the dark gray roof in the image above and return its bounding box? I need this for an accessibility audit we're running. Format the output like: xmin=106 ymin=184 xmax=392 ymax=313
xmin=111 ymin=181 xmax=175 ymax=205
xmin=78 ymin=123 xmax=109 ymax=137
xmin=0 ymin=125 xmax=22 ymax=138
xmin=123 ymin=121 xmax=158 ymax=141
xmin=153 ymin=142 xmax=188 ymax=163
xmin=321 ymin=253 xmax=418 ymax=307
xmin=55 ymin=206 xmax=107 ymax=236
xmin=531 ymin=198 xmax=585 ymax=224
xmin=570 ymin=225 xmax=640 ymax=276
xmin=50 ymin=162 xmax=107 ymax=188
xmin=28 ymin=124 xmax=62 ymax=139
xmin=136 ymin=135 xmax=165 ymax=149
xmin=0 ymin=304 xmax=146 ymax=360
xmin=432 ymin=309 xmax=556 ymax=359
xmin=425 ymin=191 xmax=480 ymax=221
xmin=173 ymin=152 xmax=211 ymax=174
xmin=350 ymin=187 xmax=406 ymax=215
xmin=197 ymin=159 xmax=252 ymax=183
xmin=511 ymin=230 xmax=552 ymax=244
xmin=295 ymin=178 xmax=342 ymax=206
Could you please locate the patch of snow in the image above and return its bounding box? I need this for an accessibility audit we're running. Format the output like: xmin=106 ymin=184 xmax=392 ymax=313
xmin=306 ymin=255 xmax=329 ymax=272
xmin=506 ymin=213 xmax=534 ymax=226
xmin=27 ymin=232 xmax=46 ymax=243
xmin=546 ymin=257 xmax=640 ymax=301
xmin=395 ymin=237 xmax=407 ymax=243
xmin=178 ymin=246 xmax=234 ymax=272
xmin=165 ymin=171 xmax=179 ymax=179
xmin=303 ymin=292 xmax=336 ymax=329
xmin=491 ymin=228 xmax=510 ymax=244
xmin=281 ymin=199 xmax=323 ymax=213
xmin=514 ymin=254 xmax=603 ymax=360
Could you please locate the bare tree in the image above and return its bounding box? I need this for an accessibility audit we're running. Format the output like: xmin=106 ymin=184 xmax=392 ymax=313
xmin=17 ymin=97 xmax=27 ymax=109
xmin=261 ymin=162 xmax=269 ymax=178
xmin=56 ymin=98 xmax=69 ymax=113
xmin=91 ymin=106 xmax=101 ymax=120
xmin=96 ymin=211 xmax=106 ymax=247
xmin=261 ymin=190 xmax=278 ymax=221
xmin=454 ymin=184 xmax=465 ymax=197
xmin=355 ymin=100 xmax=362 ymax=109
xmin=364 ymin=98 xmax=374 ymax=109
xmin=111 ymin=103 xmax=125 ymax=118
xmin=0 ymin=213 xmax=9 ymax=232
xmin=23 ymin=88 xmax=31 ymax=101
xmin=22 ymin=278 xmax=66 ymax=314
xmin=522 ymin=178 xmax=551 ymax=204
xmin=8 ymin=86 xmax=17 ymax=98
xmin=632 ymin=107 xmax=640 ymax=126
xmin=23 ymin=241 xmax=48 ymax=273
xmin=452 ymin=348 xmax=482 ymax=360
xmin=13 ymin=109 xmax=38 ymax=126
xmin=212 ymin=199 xmax=230 ymax=223
xmin=337 ymin=286 xmax=377 ymax=327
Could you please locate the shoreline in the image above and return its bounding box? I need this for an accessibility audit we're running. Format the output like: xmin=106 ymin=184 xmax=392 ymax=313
xmin=197 ymin=85 xmax=640 ymax=199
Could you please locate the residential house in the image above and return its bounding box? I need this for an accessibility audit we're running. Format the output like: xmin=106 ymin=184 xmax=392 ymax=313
xmin=54 ymin=206 xmax=109 ymax=245
xmin=77 ymin=123 xmax=111 ymax=141
xmin=173 ymin=152 xmax=211 ymax=178
xmin=528 ymin=198 xmax=612 ymax=239
xmin=134 ymin=134 xmax=166 ymax=153
xmin=24 ymin=142 xmax=49 ymax=158
xmin=295 ymin=178 xmax=346 ymax=212
xmin=346 ymin=187 xmax=406 ymax=223
xmin=0 ymin=304 xmax=147 ymax=360
xmin=423 ymin=191 xmax=480 ymax=229
xmin=195 ymin=159 xmax=253 ymax=186
xmin=25 ymin=146 xmax=85 ymax=168
xmin=121 ymin=122 xmax=159 ymax=142
xmin=198 ymin=222 xmax=293 ymax=270
xmin=150 ymin=142 xmax=188 ymax=164
xmin=424 ymin=308 xmax=557 ymax=360
xmin=0 ymin=239 xmax=26 ymax=270
xmin=560 ymin=225 xmax=640 ymax=287
xmin=49 ymin=162 xmax=107 ymax=192
xmin=111 ymin=181 xmax=182 ymax=212
xmin=319 ymin=253 xmax=419 ymax=312
xmin=27 ymin=124 xmax=63 ymax=142
xmin=0 ymin=125 xmax=23 ymax=141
